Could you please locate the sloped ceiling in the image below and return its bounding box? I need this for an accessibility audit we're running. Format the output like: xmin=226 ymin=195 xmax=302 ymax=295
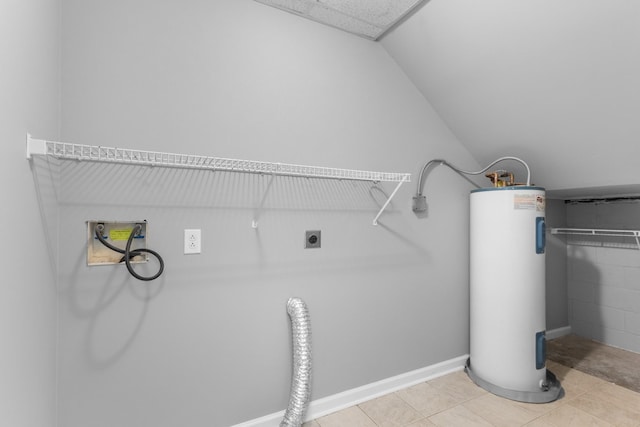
xmin=382 ymin=0 xmax=640 ymax=198
xmin=254 ymin=0 xmax=426 ymax=40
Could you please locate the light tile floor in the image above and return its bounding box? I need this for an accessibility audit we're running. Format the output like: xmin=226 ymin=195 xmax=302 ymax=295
xmin=305 ymin=361 xmax=640 ymax=426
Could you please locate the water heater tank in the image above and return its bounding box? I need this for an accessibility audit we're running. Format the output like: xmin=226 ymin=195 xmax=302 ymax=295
xmin=466 ymin=186 xmax=562 ymax=403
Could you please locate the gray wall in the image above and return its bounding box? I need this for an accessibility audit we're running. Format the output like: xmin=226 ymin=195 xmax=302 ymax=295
xmin=545 ymin=199 xmax=568 ymax=331
xmin=54 ymin=1 xmax=479 ymax=426
xmin=0 ymin=0 xmax=59 ymax=425
xmin=566 ymin=200 xmax=640 ymax=353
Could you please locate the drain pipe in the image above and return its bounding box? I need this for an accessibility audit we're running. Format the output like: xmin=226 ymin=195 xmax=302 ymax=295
xmin=281 ymin=297 xmax=312 ymax=427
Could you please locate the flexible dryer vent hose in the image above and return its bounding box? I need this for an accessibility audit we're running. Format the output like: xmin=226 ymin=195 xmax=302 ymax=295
xmin=281 ymin=297 xmax=312 ymax=427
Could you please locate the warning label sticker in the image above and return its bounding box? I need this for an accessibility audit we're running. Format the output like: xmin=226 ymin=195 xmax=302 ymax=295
xmin=109 ymin=228 xmax=134 ymax=241
xmin=514 ymin=194 xmax=545 ymax=211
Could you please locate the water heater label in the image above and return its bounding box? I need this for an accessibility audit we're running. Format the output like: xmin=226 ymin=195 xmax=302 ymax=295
xmin=513 ymin=194 xmax=545 ymax=211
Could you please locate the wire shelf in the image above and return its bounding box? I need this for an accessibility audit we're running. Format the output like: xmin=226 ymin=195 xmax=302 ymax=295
xmin=26 ymin=135 xmax=411 ymax=225
xmin=551 ymin=228 xmax=640 ymax=238
xmin=551 ymin=228 xmax=640 ymax=250
xmin=27 ymin=137 xmax=410 ymax=183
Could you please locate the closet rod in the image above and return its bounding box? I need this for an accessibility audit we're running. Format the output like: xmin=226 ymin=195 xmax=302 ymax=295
xmin=26 ymin=134 xmax=411 ymax=225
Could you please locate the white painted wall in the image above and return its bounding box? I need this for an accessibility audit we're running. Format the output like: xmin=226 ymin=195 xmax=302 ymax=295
xmin=55 ymin=1 xmax=479 ymax=426
xmin=0 ymin=0 xmax=59 ymax=425
xmin=382 ymin=0 xmax=640 ymax=195
xmin=566 ymin=200 xmax=640 ymax=353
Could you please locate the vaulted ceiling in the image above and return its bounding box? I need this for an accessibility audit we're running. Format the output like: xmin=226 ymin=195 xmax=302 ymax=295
xmin=381 ymin=0 xmax=640 ymax=199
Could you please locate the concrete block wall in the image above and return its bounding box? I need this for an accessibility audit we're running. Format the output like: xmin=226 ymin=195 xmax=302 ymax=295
xmin=566 ymin=200 xmax=640 ymax=353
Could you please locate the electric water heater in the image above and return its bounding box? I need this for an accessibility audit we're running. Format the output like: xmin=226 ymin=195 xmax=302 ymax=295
xmin=466 ymin=185 xmax=562 ymax=403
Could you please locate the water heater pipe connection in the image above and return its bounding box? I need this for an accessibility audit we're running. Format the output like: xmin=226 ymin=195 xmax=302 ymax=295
xmin=281 ymin=297 xmax=312 ymax=427
xmin=413 ymin=156 xmax=531 ymax=214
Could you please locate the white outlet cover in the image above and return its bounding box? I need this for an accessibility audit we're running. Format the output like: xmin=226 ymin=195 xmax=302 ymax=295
xmin=184 ymin=229 xmax=201 ymax=254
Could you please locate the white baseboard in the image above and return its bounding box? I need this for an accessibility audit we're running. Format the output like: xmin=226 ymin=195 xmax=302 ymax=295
xmin=546 ymin=325 xmax=572 ymax=340
xmin=231 ymin=354 xmax=468 ymax=427
xmin=232 ymin=328 xmax=571 ymax=427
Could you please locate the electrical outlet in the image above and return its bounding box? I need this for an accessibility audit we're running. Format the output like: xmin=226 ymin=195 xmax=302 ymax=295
xmin=184 ymin=229 xmax=201 ymax=254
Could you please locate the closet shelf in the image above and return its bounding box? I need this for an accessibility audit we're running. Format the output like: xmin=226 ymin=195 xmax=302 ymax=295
xmin=26 ymin=134 xmax=411 ymax=225
xmin=550 ymin=228 xmax=640 ymax=250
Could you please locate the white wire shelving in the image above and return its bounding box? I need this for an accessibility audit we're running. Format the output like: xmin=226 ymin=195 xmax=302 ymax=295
xmin=551 ymin=228 xmax=640 ymax=250
xmin=26 ymin=134 xmax=411 ymax=225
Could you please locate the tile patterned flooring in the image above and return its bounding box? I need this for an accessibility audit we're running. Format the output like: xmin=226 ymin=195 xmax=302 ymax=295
xmin=547 ymin=334 xmax=640 ymax=394
xmin=305 ymin=360 xmax=640 ymax=426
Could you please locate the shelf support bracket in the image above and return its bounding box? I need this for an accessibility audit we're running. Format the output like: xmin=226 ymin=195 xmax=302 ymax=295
xmin=372 ymin=177 xmax=408 ymax=226
xmin=26 ymin=134 xmax=47 ymax=159
xmin=252 ymin=174 xmax=276 ymax=229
